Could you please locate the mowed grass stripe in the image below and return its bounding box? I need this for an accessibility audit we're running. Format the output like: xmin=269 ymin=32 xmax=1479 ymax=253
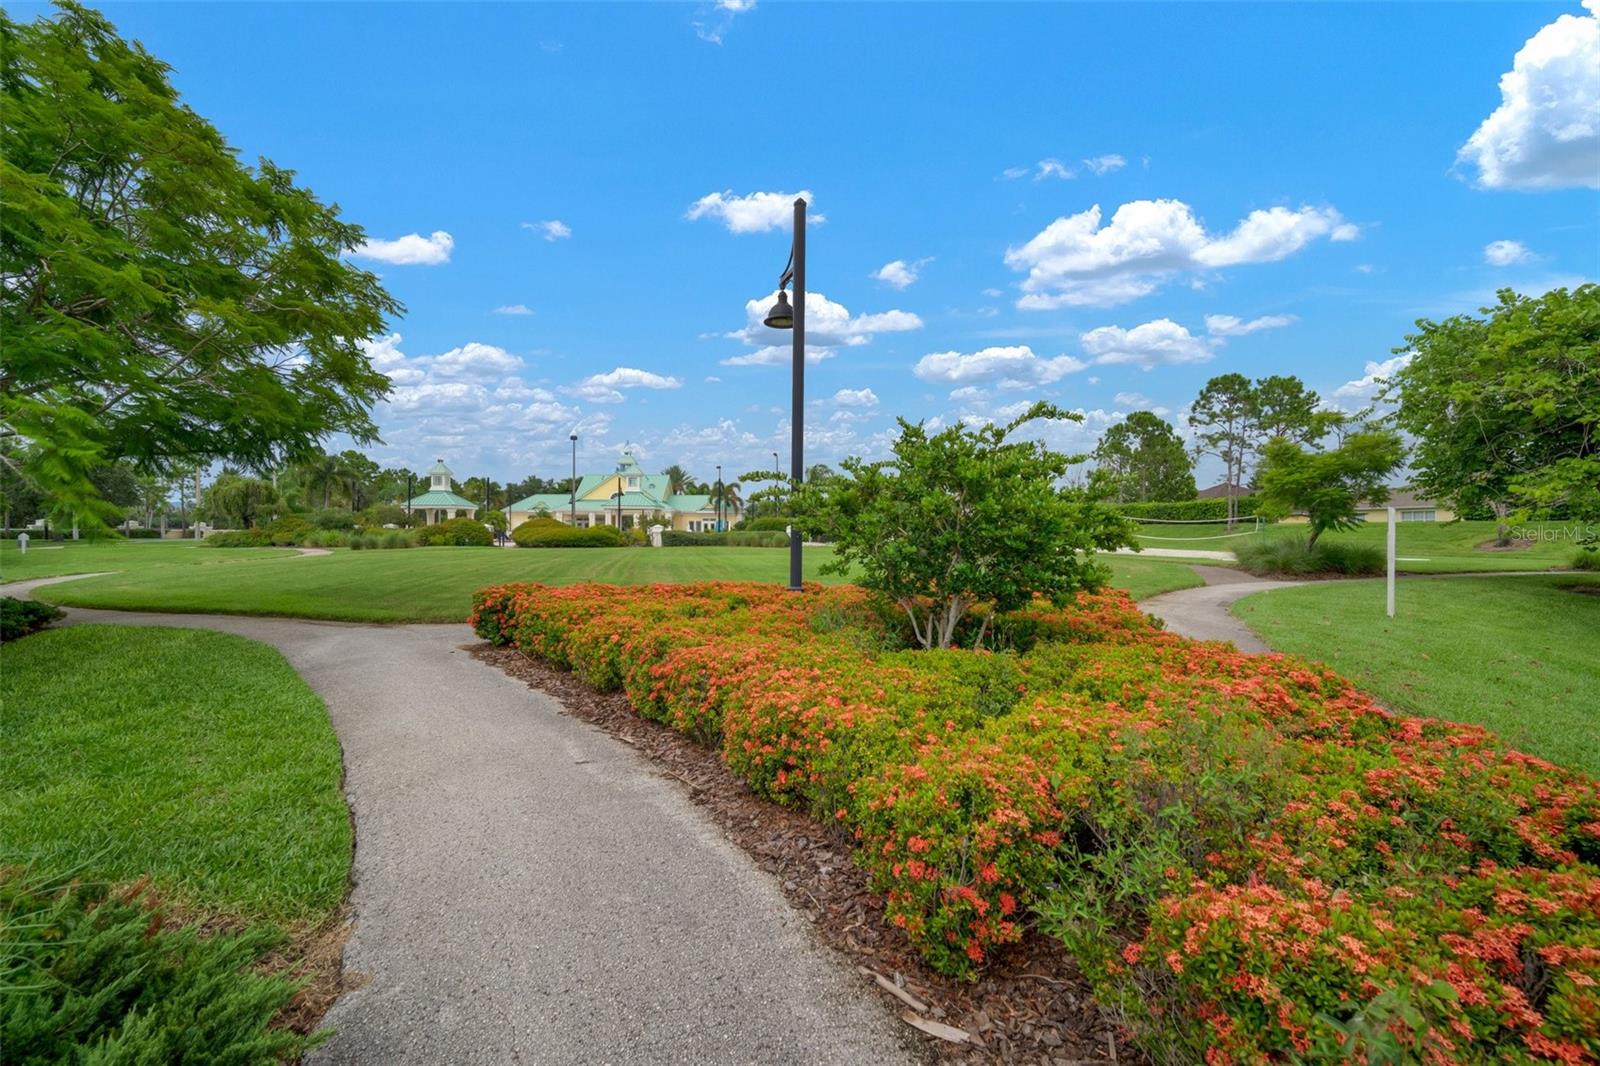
xmin=0 ymin=625 xmax=351 ymax=921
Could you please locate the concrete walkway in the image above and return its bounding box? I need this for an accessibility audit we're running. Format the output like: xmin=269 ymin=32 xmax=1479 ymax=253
xmin=4 ymin=576 xmax=914 ymax=1066
xmin=1140 ymin=566 xmax=1304 ymax=651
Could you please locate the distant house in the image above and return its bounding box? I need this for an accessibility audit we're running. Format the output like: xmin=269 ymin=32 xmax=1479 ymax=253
xmin=507 ymin=451 xmax=723 ymax=532
xmin=1196 ymin=482 xmax=1248 ymax=499
xmin=406 ymin=460 xmax=480 ymax=524
xmin=1280 ymin=488 xmax=1453 ymax=524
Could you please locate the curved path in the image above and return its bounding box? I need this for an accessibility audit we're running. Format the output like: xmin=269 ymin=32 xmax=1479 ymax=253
xmin=1141 ymin=566 xmax=1579 ymax=652
xmin=3 ymin=576 xmax=914 ymax=1066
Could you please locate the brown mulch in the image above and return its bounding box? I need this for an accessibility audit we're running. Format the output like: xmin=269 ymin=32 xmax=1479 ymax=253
xmin=1477 ymin=538 xmax=1537 ymax=552
xmin=471 ymin=642 xmax=1141 ymax=1066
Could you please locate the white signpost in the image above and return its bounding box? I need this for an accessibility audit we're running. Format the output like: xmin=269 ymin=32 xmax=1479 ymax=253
xmin=1386 ymin=506 xmax=1396 ymax=618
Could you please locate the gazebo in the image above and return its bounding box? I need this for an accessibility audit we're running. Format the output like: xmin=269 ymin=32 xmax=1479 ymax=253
xmin=407 ymin=460 xmax=479 ymax=524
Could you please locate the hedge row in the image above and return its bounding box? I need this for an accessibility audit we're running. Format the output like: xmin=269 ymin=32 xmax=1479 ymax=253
xmin=511 ymin=518 xmax=625 ymax=548
xmin=1112 ymin=496 xmax=1261 ymax=521
xmin=660 ymin=530 xmax=788 ymax=548
xmin=470 ymin=581 xmax=1600 ymax=1063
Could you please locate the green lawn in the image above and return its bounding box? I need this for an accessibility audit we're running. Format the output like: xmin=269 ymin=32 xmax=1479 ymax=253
xmin=1233 ymin=574 xmax=1600 ymax=776
xmin=0 ymin=538 xmax=296 ymax=582
xmin=1132 ymin=519 xmax=1583 ymax=573
xmin=1263 ymin=520 xmax=1581 ymax=573
xmin=0 ymin=625 xmax=351 ymax=921
xmin=33 ymin=542 xmax=1204 ymax=622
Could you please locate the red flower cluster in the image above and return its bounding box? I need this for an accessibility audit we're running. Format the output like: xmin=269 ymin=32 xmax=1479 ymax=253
xmin=470 ymin=581 xmax=1600 ymax=1062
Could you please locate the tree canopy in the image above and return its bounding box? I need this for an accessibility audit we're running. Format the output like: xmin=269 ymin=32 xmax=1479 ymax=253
xmin=792 ymin=403 xmax=1135 ymax=649
xmin=1256 ymin=429 xmax=1406 ymax=547
xmin=1092 ymin=411 xmax=1196 ymax=503
xmin=1384 ymin=286 xmax=1599 ymax=528
xmin=0 ymin=3 xmax=399 ymax=527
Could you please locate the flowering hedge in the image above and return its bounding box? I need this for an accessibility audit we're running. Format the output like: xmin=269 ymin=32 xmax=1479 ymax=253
xmin=471 ymin=581 xmax=1600 ymax=1063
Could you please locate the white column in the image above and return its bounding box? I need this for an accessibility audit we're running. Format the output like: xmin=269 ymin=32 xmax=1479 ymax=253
xmin=1386 ymin=506 xmax=1396 ymax=618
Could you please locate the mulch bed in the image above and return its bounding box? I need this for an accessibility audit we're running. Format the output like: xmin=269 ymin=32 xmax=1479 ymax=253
xmin=470 ymin=642 xmax=1140 ymax=1066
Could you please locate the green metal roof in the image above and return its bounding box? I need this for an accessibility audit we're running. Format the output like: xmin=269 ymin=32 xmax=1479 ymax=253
xmin=508 ymin=491 xmax=714 ymax=514
xmin=427 ymin=459 xmax=453 ymax=477
xmin=408 ymin=490 xmax=478 ymax=508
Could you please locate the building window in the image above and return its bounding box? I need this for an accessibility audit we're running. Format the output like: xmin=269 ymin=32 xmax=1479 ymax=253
xmin=1400 ymin=509 xmax=1436 ymax=522
xmin=627 ymin=476 xmax=639 ymax=490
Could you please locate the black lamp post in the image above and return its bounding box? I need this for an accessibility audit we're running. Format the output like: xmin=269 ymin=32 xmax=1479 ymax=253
xmin=405 ymin=473 xmax=413 ymax=519
xmin=760 ymin=196 xmax=805 ymax=591
xmin=569 ymin=433 xmax=578 ymax=525
xmin=715 ymin=463 xmax=723 ymax=532
xmin=611 ymin=488 xmax=623 ymax=529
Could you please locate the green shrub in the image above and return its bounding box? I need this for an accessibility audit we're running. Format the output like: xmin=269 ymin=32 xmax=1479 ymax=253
xmin=417 ymin=517 xmax=493 ymax=547
xmin=725 ymin=530 xmax=788 ymax=547
xmin=511 ymin=519 xmax=624 ymax=548
xmin=309 ymin=508 xmax=356 ymax=531
xmin=121 ymin=528 xmax=162 ymax=539
xmin=202 ymin=529 xmax=273 ymax=548
xmin=1 ymin=597 xmax=63 ymax=642
xmin=266 ymin=515 xmax=312 ymax=546
xmin=1573 ymin=548 xmax=1600 ymax=571
xmin=661 ymin=530 xmax=724 ymax=547
xmin=356 ymin=504 xmax=408 ymax=528
xmin=0 ymin=871 xmax=320 ymax=1064
xmin=348 ymin=533 xmax=382 ymax=550
xmin=1234 ymin=534 xmax=1384 ymax=576
xmin=1114 ymin=497 xmax=1260 ymax=521
xmin=299 ymin=530 xmax=348 ymax=549
xmin=379 ymin=531 xmax=414 ymax=549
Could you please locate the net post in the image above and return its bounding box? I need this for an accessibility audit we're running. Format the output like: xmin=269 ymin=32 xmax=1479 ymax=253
xmin=1386 ymin=507 xmax=1396 ymax=618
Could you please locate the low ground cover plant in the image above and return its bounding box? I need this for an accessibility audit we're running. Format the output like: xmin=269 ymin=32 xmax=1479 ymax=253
xmin=0 ymin=596 xmax=62 ymax=641
xmin=472 ymin=580 xmax=1600 ymax=1062
xmin=203 ymin=529 xmax=274 ymax=548
xmin=0 ymin=871 xmax=320 ymax=1063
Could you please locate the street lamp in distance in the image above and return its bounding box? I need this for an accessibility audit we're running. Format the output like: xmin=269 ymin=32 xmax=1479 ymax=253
xmin=569 ymin=433 xmax=578 ymax=525
xmin=716 ymin=463 xmax=723 ymax=532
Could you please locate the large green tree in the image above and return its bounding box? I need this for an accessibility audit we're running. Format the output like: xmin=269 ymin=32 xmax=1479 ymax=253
xmin=1092 ymin=411 xmax=1196 ymax=503
xmin=1384 ymin=286 xmax=1599 ymax=533
xmin=1188 ymin=374 xmax=1256 ymax=521
xmin=0 ymin=4 xmax=399 ymax=527
xmin=1256 ymin=429 xmax=1406 ymax=547
xmin=792 ymin=403 xmax=1135 ymax=649
xmin=201 ymin=472 xmax=279 ymax=529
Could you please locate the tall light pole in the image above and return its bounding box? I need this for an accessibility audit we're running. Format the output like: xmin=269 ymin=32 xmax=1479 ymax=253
xmin=760 ymin=197 xmax=805 ymax=591
xmin=716 ymin=463 xmax=723 ymax=532
xmin=569 ymin=433 xmax=578 ymax=525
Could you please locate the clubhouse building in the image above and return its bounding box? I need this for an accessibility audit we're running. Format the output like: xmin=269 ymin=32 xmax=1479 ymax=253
xmin=507 ymin=452 xmax=725 ymax=532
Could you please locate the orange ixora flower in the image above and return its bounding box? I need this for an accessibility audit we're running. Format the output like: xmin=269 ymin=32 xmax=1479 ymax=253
xmin=469 ymin=580 xmax=1600 ymax=1058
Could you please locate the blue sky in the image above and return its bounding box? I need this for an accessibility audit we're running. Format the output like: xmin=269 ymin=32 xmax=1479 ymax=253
xmin=34 ymin=1 xmax=1600 ymax=485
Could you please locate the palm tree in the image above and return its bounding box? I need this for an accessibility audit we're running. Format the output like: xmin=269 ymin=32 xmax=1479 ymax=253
xmin=299 ymin=451 xmax=341 ymax=510
xmin=710 ymin=480 xmax=742 ymax=518
xmin=660 ymin=463 xmax=691 ymax=496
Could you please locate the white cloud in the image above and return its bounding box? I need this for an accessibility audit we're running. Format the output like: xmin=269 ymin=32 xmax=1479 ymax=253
xmin=1080 ymin=318 xmax=1216 ymax=368
xmin=1005 ymin=199 xmax=1352 ymax=308
xmin=1331 ymin=223 xmax=1361 ymax=242
xmin=721 ymin=291 xmax=921 ymax=366
xmin=432 ymin=342 xmax=523 ymax=379
xmin=1000 ymin=165 xmax=1031 ymax=180
xmin=352 ymin=230 xmax=454 ymax=266
xmin=565 ymin=366 xmax=683 ymax=403
xmin=949 ymin=386 xmax=983 ymax=401
xmin=1035 ymin=158 xmax=1074 ymax=180
xmin=1333 ymin=353 xmax=1413 ymax=401
xmin=359 ymin=333 xmax=410 ymax=370
xmin=1458 ymin=0 xmax=1600 ymax=190
xmin=1484 ymin=239 xmax=1535 ymax=266
xmin=686 ymin=190 xmax=820 ymax=233
xmin=1083 ymin=154 xmax=1126 ymax=175
xmin=523 ymin=220 xmax=571 ymax=241
xmin=1113 ymin=391 xmax=1151 ymax=407
xmin=494 ymin=304 xmax=535 ymax=316
xmin=494 ymin=381 xmax=556 ymax=402
xmin=872 ymin=257 xmax=932 ymax=289
xmin=1204 ymin=313 xmax=1298 ymax=337
xmin=833 ymin=387 xmax=879 ymax=407
xmin=695 ymin=0 xmax=755 ymax=43
xmin=914 ymin=345 xmax=1088 ymax=387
